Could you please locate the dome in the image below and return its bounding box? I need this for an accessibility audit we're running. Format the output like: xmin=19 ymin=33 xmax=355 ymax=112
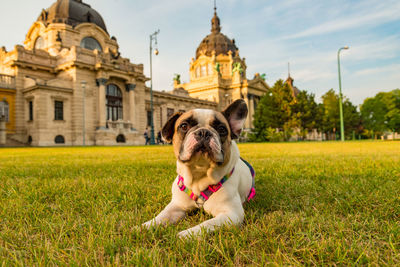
xmin=37 ymin=0 xmax=108 ymax=34
xmin=195 ymin=10 xmax=238 ymax=59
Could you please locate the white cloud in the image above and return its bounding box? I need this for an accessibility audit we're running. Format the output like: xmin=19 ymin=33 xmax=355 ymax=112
xmin=283 ymin=0 xmax=400 ymax=39
xmin=354 ymin=64 xmax=400 ymax=77
xmin=342 ymin=36 xmax=400 ymax=62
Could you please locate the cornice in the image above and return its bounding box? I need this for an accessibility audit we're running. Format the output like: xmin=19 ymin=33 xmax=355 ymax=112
xmin=145 ymin=88 xmax=217 ymax=106
xmin=22 ymin=85 xmax=73 ymax=94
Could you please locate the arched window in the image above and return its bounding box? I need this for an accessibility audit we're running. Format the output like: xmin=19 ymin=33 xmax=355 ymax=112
xmin=201 ymin=65 xmax=206 ymax=77
xmin=34 ymin=36 xmax=44 ymax=50
xmin=55 ymin=135 xmax=65 ymax=144
xmin=106 ymin=84 xmax=123 ymax=121
xmin=80 ymin=37 xmax=102 ymax=51
xmin=0 ymin=101 xmax=9 ymax=122
xmin=116 ymin=134 xmax=126 ymax=143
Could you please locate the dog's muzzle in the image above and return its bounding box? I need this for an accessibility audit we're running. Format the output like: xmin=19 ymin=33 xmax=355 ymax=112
xmin=194 ymin=129 xmax=212 ymax=141
xmin=193 ymin=129 xmax=212 ymax=152
xmin=179 ymin=128 xmax=223 ymax=163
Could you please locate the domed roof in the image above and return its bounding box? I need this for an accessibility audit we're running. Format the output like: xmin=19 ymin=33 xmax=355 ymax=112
xmin=37 ymin=0 xmax=108 ymax=34
xmin=196 ymin=9 xmax=238 ymax=59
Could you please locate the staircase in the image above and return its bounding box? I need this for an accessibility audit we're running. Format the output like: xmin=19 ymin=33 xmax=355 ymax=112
xmin=0 ymin=136 xmax=27 ymax=147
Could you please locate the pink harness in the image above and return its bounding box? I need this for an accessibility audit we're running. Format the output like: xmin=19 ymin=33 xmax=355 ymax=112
xmin=177 ymin=158 xmax=256 ymax=205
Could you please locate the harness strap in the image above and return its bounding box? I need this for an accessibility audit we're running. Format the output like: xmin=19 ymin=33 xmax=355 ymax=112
xmin=177 ymin=167 xmax=234 ymax=202
xmin=240 ymin=157 xmax=256 ymax=201
xmin=177 ymin=158 xmax=256 ymax=203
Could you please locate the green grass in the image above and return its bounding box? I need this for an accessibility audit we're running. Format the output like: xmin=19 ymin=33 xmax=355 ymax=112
xmin=0 ymin=142 xmax=399 ymax=265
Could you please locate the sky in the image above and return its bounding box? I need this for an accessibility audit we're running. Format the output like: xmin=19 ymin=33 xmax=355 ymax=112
xmin=0 ymin=0 xmax=399 ymax=105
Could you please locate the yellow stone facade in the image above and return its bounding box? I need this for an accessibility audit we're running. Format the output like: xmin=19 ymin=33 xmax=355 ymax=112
xmin=0 ymin=0 xmax=215 ymax=146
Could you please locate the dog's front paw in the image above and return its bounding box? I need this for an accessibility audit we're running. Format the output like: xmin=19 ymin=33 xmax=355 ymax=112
xmin=142 ymin=220 xmax=155 ymax=229
xmin=178 ymin=228 xmax=202 ymax=239
xmin=177 ymin=229 xmax=192 ymax=239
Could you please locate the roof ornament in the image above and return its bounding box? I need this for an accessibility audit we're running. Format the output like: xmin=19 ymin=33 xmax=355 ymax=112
xmin=211 ymin=0 xmax=221 ymax=33
xmin=288 ymin=62 xmax=291 ymax=77
xmin=215 ymin=62 xmax=221 ymax=74
xmin=173 ymin=74 xmax=181 ymax=84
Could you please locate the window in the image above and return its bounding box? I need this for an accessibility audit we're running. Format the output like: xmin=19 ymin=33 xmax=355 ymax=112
xmin=201 ymin=65 xmax=206 ymax=77
xmin=106 ymin=84 xmax=123 ymax=121
xmin=195 ymin=67 xmax=200 ymax=78
xmin=208 ymin=63 xmax=213 ymax=75
xmin=167 ymin=108 xmax=174 ymax=119
xmin=0 ymin=101 xmax=9 ymax=122
xmin=55 ymin=135 xmax=65 ymax=144
xmin=147 ymin=110 xmax=152 ymax=127
xmin=34 ymin=36 xmax=44 ymax=50
xmin=54 ymin=101 xmax=63 ymax=120
xmin=116 ymin=134 xmax=126 ymax=143
xmin=29 ymin=101 xmax=33 ymax=121
xmin=80 ymin=37 xmax=102 ymax=51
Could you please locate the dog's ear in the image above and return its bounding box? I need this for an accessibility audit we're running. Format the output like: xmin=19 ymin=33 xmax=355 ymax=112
xmin=222 ymin=99 xmax=248 ymax=139
xmin=162 ymin=112 xmax=183 ymax=143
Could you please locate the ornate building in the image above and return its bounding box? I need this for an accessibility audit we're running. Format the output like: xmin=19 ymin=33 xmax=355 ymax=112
xmin=0 ymin=1 xmax=276 ymax=146
xmin=0 ymin=0 xmax=215 ymax=146
xmin=175 ymin=7 xmax=270 ymax=129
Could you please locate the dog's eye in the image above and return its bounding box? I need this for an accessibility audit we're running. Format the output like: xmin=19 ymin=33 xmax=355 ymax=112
xmin=217 ymin=125 xmax=227 ymax=135
xmin=180 ymin=123 xmax=189 ymax=132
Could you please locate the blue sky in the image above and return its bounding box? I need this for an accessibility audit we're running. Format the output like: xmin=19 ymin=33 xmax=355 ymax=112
xmin=1 ymin=0 xmax=399 ymax=105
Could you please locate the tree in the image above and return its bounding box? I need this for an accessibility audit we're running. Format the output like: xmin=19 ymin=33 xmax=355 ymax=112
xmin=252 ymin=80 xmax=297 ymax=141
xmin=319 ymin=89 xmax=360 ymax=140
xmin=361 ymin=89 xmax=400 ymax=137
xmin=343 ymin=98 xmax=361 ymax=138
xmin=384 ymin=89 xmax=400 ymax=133
xmin=360 ymin=95 xmax=388 ymax=137
xmin=319 ymin=89 xmax=340 ymax=139
xmin=292 ymin=90 xmax=319 ymax=139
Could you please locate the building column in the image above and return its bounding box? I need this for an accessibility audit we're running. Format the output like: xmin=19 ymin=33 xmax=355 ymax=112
xmin=126 ymin=83 xmax=136 ymax=129
xmin=248 ymin=94 xmax=255 ymax=128
xmin=96 ymin=78 xmax=108 ymax=129
xmin=160 ymin=106 xmax=165 ymax=129
xmin=0 ymin=116 xmax=5 ymax=145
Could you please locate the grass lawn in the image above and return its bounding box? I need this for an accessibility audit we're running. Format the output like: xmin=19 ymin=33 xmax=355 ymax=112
xmin=0 ymin=141 xmax=399 ymax=265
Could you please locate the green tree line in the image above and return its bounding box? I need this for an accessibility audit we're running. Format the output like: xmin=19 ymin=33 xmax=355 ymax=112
xmin=250 ymin=80 xmax=400 ymax=141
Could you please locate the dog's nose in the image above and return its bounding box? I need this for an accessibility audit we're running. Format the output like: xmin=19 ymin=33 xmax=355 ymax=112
xmin=194 ymin=129 xmax=212 ymax=141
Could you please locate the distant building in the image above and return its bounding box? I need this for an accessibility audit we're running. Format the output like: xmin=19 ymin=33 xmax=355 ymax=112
xmin=285 ymin=75 xmax=300 ymax=97
xmin=0 ymin=0 xmax=270 ymax=146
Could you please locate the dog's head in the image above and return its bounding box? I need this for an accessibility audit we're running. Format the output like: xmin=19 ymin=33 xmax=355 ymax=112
xmin=162 ymin=99 xmax=248 ymax=165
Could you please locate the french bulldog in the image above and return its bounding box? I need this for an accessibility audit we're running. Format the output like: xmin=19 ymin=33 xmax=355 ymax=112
xmin=142 ymin=99 xmax=255 ymax=238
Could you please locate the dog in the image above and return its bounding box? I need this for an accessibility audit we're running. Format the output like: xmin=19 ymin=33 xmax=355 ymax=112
xmin=142 ymin=99 xmax=255 ymax=238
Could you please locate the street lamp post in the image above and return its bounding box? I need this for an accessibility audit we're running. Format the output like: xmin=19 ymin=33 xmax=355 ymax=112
xmin=81 ymin=81 xmax=87 ymax=146
xmin=149 ymin=29 xmax=160 ymax=145
xmin=337 ymin=46 xmax=349 ymax=142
